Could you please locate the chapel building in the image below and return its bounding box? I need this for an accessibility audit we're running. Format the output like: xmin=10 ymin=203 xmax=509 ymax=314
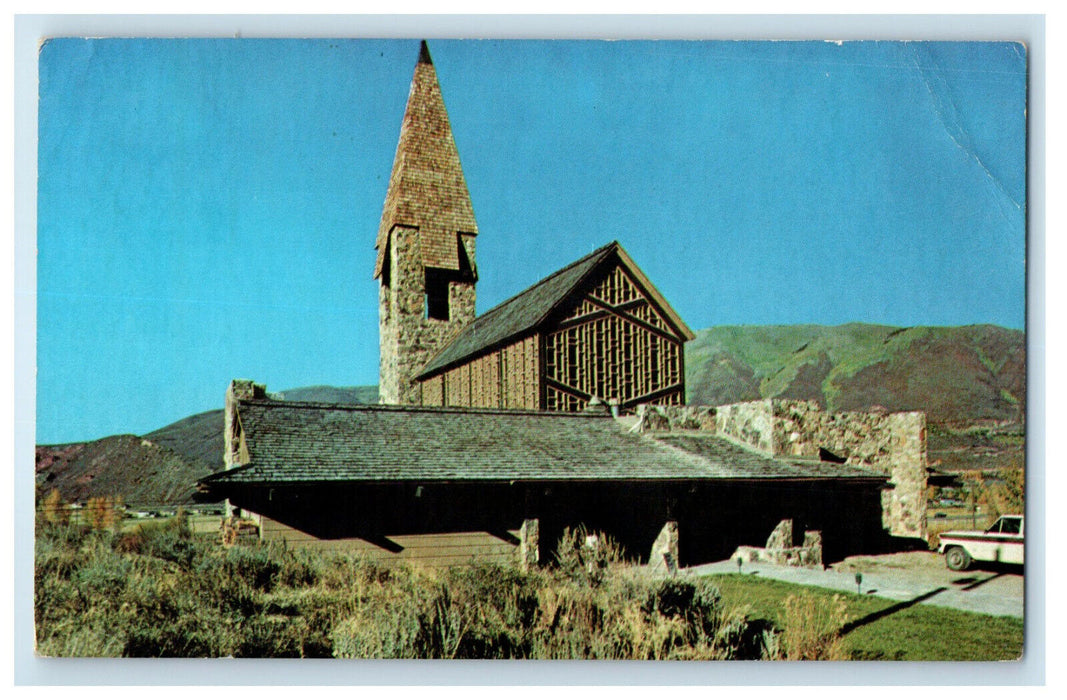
xmin=197 ymin=42 xmax=930 ymax=568
xmin=374 ymin=42 xmax=695 ymax=412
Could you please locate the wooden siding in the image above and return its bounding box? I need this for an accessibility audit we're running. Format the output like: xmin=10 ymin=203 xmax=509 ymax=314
xmin=261 ymin=516 xmax=520 ymax=567
xmin=423 ymin=333 xmax=540 ymax=410
xmin=421 ymin=374 xmax=444 ymax=405
xmin=544 ymin=263 xmax=684 ymax=411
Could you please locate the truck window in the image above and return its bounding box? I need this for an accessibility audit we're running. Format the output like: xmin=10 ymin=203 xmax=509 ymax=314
xmin=1000 ymin=518 xmax=1021 ymax=534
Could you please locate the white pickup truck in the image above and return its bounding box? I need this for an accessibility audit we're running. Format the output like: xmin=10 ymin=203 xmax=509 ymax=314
xmin=938 ymin=514 xmax=1024 ymax=571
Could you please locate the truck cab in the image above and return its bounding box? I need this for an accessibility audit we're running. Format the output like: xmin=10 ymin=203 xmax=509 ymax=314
xmin=938 ymin=515 xmax=1024 ymax=571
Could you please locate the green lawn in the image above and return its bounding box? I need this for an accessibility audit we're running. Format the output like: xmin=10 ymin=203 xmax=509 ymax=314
xmin=708 ymin=574 xmax=1024 ymax=661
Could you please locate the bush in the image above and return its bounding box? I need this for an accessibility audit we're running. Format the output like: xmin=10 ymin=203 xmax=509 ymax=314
xmin=84 ymin=496 xmax=123 ymax=530
xmin=767 ymin=593 xmax=851 ymax=660
xmin=35 ymin=521 xmax=769 ymax=660
xmin=39 ymin=489 xmax=69 ymax=526
xmin=553 ymin=525 xmax=628 ymax=586
xmin=132 ymin=515 xmax=200 ymax=567
xmin=222 ymin=545 xmax=283 ymax=591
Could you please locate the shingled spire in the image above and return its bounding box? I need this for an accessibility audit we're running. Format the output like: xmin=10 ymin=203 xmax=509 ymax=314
xmin=374 ymin=40 xmax=479 ymax=279
xmin=376 ymin=41 xmax=479 ymax=406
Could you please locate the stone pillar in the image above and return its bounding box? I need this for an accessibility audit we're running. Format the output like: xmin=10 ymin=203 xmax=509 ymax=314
xmin=519 ymin=518 xmax=539 ymax=571
xmin=801 ymin=530 xmax=823 ymax=568
xmin=649 ymin=521 xmax=680 ymax=574
xmin=885 ymin=412 xmax=928 ymax=540
xmin=765 ymin=519 xmax=793 ymax=550
xmin=763 ymin=519 xmax=793 ymax=565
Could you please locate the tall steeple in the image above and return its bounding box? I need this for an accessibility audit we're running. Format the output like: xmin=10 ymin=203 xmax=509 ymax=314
xmin=376 ymin=40 xmax=479 ymax=406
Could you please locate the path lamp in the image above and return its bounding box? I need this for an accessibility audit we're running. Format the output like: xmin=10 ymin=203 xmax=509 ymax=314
xmin=855 ymin=572 xmax=863 ymax=595
xmin=737 ymin=556 xmax=743 ymax=574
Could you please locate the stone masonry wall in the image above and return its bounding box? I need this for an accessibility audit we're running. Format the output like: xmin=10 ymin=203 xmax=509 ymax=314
xmin=379 ymin=225 xmax=475 ymax=405
xmin=715 ymin=400 xmax=775 ymax=454
xmin=643 ymin=399 xmax=928 ymax=539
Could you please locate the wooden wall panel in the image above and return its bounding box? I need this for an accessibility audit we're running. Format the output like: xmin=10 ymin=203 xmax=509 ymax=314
xmin=422 ymin=334 xmax=540 ymax=410
xmin=261 ymin=516 xmax=521 ymax=567
xmin=421 ymin=375 xmax=444 ymax=406
xmin=544 ymin=262 xmax=684 ymax=411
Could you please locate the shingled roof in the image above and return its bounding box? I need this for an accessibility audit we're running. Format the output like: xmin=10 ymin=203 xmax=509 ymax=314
xmin=416 ymin=241 xmax=695 ymax=379
xmin=198 ymin=399 xmax=887 ymax=489
xmin=416 ymin=242 xmax=618 ymax=378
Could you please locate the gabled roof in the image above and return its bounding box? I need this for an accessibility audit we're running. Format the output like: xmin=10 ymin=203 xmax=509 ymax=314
xmin=198 ymin=399 xmax=887 ymax=489
xmin=374 ymin=41 xmax=478 ymax=279
xmin=417 ymin=242 xmax=616 ymax=378
xmin=417 ymin=241 xmax=696 ymax=379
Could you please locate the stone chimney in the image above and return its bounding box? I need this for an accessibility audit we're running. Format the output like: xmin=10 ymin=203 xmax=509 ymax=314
xmin=224 ymin=379 xmax=265 ymax=469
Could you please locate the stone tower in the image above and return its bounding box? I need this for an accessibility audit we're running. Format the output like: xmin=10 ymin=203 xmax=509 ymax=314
xmin=375 ymin=41 xmax=479 ymax=405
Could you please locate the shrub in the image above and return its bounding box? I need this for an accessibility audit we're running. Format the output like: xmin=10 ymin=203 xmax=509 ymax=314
xmin=84 ymin=496 xmax=124 ymax=530
xmin=36 ymin=622 xmax=126 ymax=658
xmin=132 ymin=514 xmax=200 ymax=568
xmin=39 ymin=489 xmax=69 ymax=526
xmin=275 ymin=545 xmax=320 ymax=588
xmin=768 ymin=593 xmax=851 ymax=660
xmin=72 ymin=549 xmax=132 ymax=597
xmin=330 ymin=581 xmax=426 ymax=659
xmin=122 ymin=605 xmax=240 ymax=658
xmin=440 ymin=563 xmax=542 ymax=658
xmin=222 ymin=545 xmax=283 ymax=591
xmin=553 ymin=525 xmax=628 ymax=586
xmin=35 ymin=522 xmax=770 ymax=660
xmin=235 ymin=615 xmax=315 ymax=658
xmin=988 ymin=466 xmax=1025 ymax=516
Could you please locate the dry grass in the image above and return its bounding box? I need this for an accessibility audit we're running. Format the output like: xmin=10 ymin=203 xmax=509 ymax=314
xmin=36 ymin=519 xmax=771 ymax=659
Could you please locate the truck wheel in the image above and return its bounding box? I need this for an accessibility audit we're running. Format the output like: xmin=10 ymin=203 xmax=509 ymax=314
xmin=945 ymin=546 xmax=971 ymax=571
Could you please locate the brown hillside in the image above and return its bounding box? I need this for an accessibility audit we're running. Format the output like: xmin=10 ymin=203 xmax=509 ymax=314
xmin=35 ymin=435 xmax=213 ymax=507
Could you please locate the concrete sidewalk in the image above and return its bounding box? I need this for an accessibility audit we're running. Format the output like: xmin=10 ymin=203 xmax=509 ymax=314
xmin=682 ymin=558 xmax=1024 ymax=619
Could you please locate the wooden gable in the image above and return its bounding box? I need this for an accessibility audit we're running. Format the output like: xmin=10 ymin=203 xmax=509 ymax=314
xmin=542 ymin=256 xmax=690 ymax=411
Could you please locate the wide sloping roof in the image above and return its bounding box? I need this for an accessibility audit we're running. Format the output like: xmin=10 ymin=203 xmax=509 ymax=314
xmin=198 ymin=399 xmax=887 ymax=487
xmin=417 ymin=241 xmax=695 ymax=379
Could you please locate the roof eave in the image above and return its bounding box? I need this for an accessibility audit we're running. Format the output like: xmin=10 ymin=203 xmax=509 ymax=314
xmin=195 ymin=473 xmax=889 ymax=488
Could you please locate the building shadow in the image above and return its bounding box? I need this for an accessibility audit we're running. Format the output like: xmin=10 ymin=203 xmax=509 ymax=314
xmin=838 ymin=586 xmax=948 ymax=635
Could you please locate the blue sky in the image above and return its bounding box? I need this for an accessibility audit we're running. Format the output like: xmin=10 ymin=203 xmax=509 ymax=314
xmin=36 ymin=39 xmax=1026 ymax=444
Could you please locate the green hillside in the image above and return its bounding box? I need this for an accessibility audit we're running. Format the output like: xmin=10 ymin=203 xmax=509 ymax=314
xmin=685 ymin=323 xmax=1025 ymax=426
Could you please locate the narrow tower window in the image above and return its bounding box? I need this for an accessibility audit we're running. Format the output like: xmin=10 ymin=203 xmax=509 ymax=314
xmin=425 ymin=269 xmax=450 ymax=321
